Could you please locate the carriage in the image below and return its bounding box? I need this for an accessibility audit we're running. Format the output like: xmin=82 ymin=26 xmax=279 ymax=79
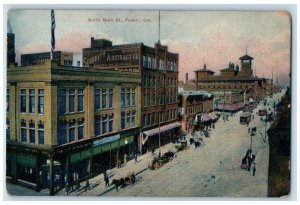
xmin=240 ymin=112 xmax=251 ymax=125
xmin=148 ymin=151 xmax=175 ymax=170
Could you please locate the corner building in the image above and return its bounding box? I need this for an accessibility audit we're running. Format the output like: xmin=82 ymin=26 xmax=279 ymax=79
xmin=6 ymin=60 xmax=141 ymax=195
xmin=83 ymin=38 xmax=179 ymax=154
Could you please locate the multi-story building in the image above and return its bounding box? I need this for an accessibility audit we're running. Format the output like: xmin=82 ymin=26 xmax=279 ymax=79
xmin=21 ymin=51 xmax=74 ymax=67
xmin=194 ymin=54 xmax=269 ymax=112
xmin=83 ymin=38 xmax=180 ymax=154
xmin=178 ymin=91 xmax=214 ymax=132
xmin=6 ymin=60 xmax=141 ymax=195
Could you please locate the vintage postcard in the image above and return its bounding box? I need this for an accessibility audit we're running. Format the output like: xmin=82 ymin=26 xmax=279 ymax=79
xmin=5 ymin=9 xmax=292 ymax=198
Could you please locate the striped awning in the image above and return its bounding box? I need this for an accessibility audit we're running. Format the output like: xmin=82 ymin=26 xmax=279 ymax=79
xmin=143 ymin=122 xmax=181 ymax=137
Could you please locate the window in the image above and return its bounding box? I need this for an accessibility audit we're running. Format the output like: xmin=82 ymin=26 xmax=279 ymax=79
xmin=102 ymin=116 xmax=107 ymax=134
xmin=143 ymin=114 xmax=147 ymax=127
xmin=109 ymin=116 xmax=113 ymax=132
xmin=121 ymin=89 xmax=125 ymax=107
xmin=77 ymin=61 xmax=80 ymax=67
xmin=126 ymin=112 xmax=130 ymax=128
xmin=132 ymin=89 xmax=135 ymax=106
xmin=69 ymin=122 xmax=75 ymax=142
xmin=38 ymin=124 xmax=44 ymax=145
xmin=20 ymin=89 xmax=26 ymax=113
xmin=152 ymin=77 xmax=156 ymax=88
xmin=126 ymin=89 xmax=130 ymax=106
xmin=6 ymin=121 xmax=10 ymax=141
xmin=147 ymin=93 xmax=150 ymax=106
xmin=109 ymin=89 xmax=113 ymax=108
xmin=143 ymin=56 xmax=147 ymax=67
xmin=152 ymin=113 xmax=155 ymax=125
xmin=38 ymin=89 xmax=44 ymax=114
xmin=102 ymin=89 xmax=107 ymax=109
xmin=59 ymin=89 xmax=67 ymax=114
xmin=78 ymin=89 xmax=84 ymax=112
xmin=147 ymin=114 xmax=151 ymax=126
xmin=94 ymin=116 xmax=100 ymax=136
xmin=159 ymin=59 xmax=164 ymax=70
xmin=69 ymin=89 xmax=75 ymax=113
xmin=6 ymin=89 xmax=10 ymax=112
xmin=21 ymin=122 xmax=27 ymax=143
xmin=147 ymin=56 xmax=151 ymax=68
xmin=78 ymin=121 xmax=84 ymax=140
xmin=59 ymin=123 xmax=67 ymax=145
xmin=29 ymin=122 xmax=35 ymax=144
xmin=152 ymin=93 xmax=156 ymax=106
xmin=94 ymin=89 xmax=100 ymax=110
xmin=121 ymin=112 xmax=125 ymax=130
xmin=143 ymin=93 xmax=146 ymax=107
xmin=132 ymin=111 xmax=135 ymax=127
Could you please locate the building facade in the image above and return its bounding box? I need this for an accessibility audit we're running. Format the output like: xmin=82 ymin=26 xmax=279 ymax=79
xmin=178 ymin=91 xmax=214 ymax=132
xmin=194 ymin=54 xmax=269 ymax=112
xmin=6 ymin=60 xmax=141 ymax=195
xmin=83 ymin=38 xmax=180 ymax=154
xmin=21 ymin=51 xmax=74 ymax=67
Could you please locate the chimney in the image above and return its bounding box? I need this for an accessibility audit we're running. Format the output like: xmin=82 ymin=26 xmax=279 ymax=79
xmin=185 ymin=73 xmax=188 ymax=84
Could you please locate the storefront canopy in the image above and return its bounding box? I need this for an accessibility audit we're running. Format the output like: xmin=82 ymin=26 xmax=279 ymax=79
xmin=143 ymin=122 xmax=181 ymax=137
xmin=218 ymin=102 xmax=245 ymax=111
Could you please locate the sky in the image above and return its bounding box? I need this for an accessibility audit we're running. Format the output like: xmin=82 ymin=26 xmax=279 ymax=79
xmin=7 ymin=10 xmax=291 ymax=85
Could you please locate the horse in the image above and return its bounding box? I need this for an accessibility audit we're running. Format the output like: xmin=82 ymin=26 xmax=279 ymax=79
xmin=111 ymin=178 xmax=125 ymax=191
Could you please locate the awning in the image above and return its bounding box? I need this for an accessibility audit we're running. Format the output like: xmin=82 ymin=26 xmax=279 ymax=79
xmin=218 ymin=102 xmax=245 ymax=111
xmin=143 ymin=122 xmax=181 ymax=137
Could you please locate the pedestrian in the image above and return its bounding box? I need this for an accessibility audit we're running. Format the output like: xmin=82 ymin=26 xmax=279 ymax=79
xmin=65 ymin=181 xmax=70 ymax=195
xmin=104 ymin=174 xmax=110 ymax=187
xmin=151 ymin=147 xmax=155 ymax=156
xmin=124 ymin=153 xmax=127 ymax=165
xmin=85 ymin=179 xmax=90 ymax=191
xmin=117 ymin=158 xmax=121 ymax=169
xmin=76 ymin=173 xmax=80 ymax=191
xmin=134 ymin=152 xmax=138 ymax=163
xmin=252 ymin=163 xmax=256 ymax=176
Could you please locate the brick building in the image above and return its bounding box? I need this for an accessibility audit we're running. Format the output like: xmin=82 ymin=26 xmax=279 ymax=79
xmin=194 ymin=54 xmax=269 ymax=112
xmin=178 ymin=91 xmax=214 ymax=132
xmin=6 ymin=60 xmax=141 ymax=195
xmin=83 ymin=38 xmax=180 ymax=154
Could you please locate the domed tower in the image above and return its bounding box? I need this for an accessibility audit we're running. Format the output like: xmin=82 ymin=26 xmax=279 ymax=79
xmin=238 ymin=54 xmax=253 ymax=77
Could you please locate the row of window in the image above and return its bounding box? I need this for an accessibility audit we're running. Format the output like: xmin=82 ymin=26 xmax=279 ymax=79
xmin=59 ymin=121 xmax=84 ymax=145
xmin=142 ymin=76 xmax=177 ymax=88
xmin=142 ymin=56 xmax=177 ymax=71
xmin=95 ymin=88 xmax=113 ymax=110
xmin=121 ymin=111 xmax=136 ymax=130
xmin=19 ymin=89 xmax=44 ymax=114
xmin=121 ymin=88 xmax=136 ymax=107
xmin=198 ymin=83 xmax=255 ymax=89
xmin=142 ymin=92 xmax=177 ymax=107
xmin=59 ymin=88 xmax=84 ymax=114
xmin=186 ymin=104 xmax=203 ymax=116
xmin=142 ymin=109 xmax=177 ymax=128
xmin=20 ymin=121 xmax=44 ymax=145
xmin=94 ymin=115 xmax=114 ymax=137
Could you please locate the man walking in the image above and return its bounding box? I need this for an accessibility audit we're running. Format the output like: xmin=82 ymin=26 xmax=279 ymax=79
xmin=252 ymin=163 xmax=256 ymax=176
xmin=85 ymin=179 xmax=90 ymax=192
xmin=104 ymin=173 xmax=110 ymax=187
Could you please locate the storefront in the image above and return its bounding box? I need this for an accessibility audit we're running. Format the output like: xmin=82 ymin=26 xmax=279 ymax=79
xmin=140 ymin=122 xmax=181 ymax=154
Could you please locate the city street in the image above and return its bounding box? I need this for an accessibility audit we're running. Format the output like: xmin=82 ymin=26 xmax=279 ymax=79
xmin=7 ymin=91 xmax=285 ymax=197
